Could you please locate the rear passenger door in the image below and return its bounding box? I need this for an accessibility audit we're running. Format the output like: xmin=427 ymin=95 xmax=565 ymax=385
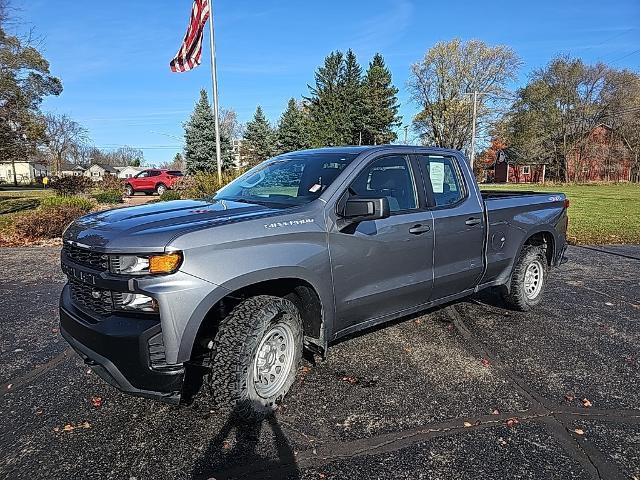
xmin=415 ymin=153 xmax=485 ymax=300
xmin=329 ymin=153 xmax=434 ymax=336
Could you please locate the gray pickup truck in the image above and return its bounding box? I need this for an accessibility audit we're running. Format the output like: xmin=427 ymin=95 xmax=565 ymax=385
xmin=60 ymin=145 xmax=568 ymax=419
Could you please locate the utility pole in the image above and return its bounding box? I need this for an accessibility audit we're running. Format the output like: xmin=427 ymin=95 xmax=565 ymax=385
xmin=206 ymin=0 xmax=222 ymax=184
xmin=403 ymin=125 xmax=409 ymax=144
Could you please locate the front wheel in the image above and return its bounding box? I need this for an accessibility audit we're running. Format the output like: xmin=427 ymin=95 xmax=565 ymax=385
xmin=207 ymin=295 xmax=303 ymax=421
xmin=501 ymin=245 xmax=548 ymax=311
xmin=125 ymin=184 xmax=134 ymax=196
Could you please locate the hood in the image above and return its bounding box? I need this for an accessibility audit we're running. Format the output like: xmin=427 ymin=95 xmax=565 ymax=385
xmin=63 ymin=199 xmax=279 ymax=252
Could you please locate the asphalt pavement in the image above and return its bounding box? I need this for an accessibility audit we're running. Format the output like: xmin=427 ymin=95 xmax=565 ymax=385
xmin=0 ymin=245 xmax=638 ymax=479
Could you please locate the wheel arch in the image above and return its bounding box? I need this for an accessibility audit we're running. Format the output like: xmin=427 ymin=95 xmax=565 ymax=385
xmin=177 ymin=271 xmax=330 ymax=364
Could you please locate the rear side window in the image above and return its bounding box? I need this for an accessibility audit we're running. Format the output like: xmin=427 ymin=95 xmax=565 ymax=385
xmin=148 ymin=170 xmax=161 ymax=177
xmin=167 ymin=171 xmax=183 ymax=176
xmin=417 ymin=155 xmax=465 ymax=207
xmin=350 ymin=155 xmax=417 ymax=212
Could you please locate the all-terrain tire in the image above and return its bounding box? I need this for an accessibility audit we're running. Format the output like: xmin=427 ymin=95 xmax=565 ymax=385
xmin=501 ymin=245 xmax=548 ymax=311
xmin=207 ymin=295 xmax=303 ymax=421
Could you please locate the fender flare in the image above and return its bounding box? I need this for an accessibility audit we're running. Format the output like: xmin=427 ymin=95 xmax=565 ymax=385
xmin=176 ymin=267 xmax=332 ymax=363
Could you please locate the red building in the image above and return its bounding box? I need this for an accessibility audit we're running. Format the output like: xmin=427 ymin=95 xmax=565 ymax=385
xmin=488 ymin=125 xmax=634 ymax=184
xmin=567 ymin=124 xmax=632 ymax=182
xmin=490 ymin=150 xmax=547 ymax=183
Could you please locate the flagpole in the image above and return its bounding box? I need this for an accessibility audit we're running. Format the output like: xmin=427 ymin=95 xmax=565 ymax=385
xmin=206 ymin=0 xmax=222 ymax=183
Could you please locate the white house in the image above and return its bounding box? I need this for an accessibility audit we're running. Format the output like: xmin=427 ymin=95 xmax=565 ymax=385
xmin=59 ymin=162 xmax=86 ymax=177
xmin=0 ymin=161 xmax=50 ymax=184
xmin=84 ymin=163 xmax=118 ymax=181
xmin=115 ymin=165 xmax=145 ymax=179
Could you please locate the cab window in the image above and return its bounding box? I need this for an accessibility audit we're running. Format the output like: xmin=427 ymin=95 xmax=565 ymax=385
xmin=417 ymin=155 xmax=465 ymax=207
xmin=349 ymin=155 xmax=417 ymax=213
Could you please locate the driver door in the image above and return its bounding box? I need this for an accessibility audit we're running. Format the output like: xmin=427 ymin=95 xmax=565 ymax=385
xmin=328 ymin=153 xmax=434 ymax=337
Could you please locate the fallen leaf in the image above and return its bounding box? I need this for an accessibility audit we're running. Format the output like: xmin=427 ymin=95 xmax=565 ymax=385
xmin=492 ymin=409 xmax=500 ymax=415
xmin=63 ymin=424 xmax=74 ymax=432
xmin=564 ymin=392 xmax=575 ymax=402
xmin=90 ymin=396 xmax=103 ymax=408
xmin=574 ymin=428 xmax=585 ymax=436
xmin=498 ymin=437 xmax=507 ymax=446
xmin=413 ymin=319 xmax=422 ymax=325
xmin=300 ymin=366 xmax=312 ymax=375
xmin=403 ymin=347 xmax=413 ymax=354
xmin=51 ymin=328 xmax=59 ymax=334
xmin=463 ymin=421 xmax=473 ymax=427
xmin=6 ymin=384 xmax=12 ymax=390
xmin=222 ymin=440 xmax=231 ymax=450
xmin=481 ymin=358 xmax=491 ymax=368
xmin=582 ymin=398 xmax=592 ymax=408
xmin=506 ymin=417 xmax=519 ymax=428
xmin=604 ymin=302 xmax=613 ymax=306
xmin=341 ymin=376 xmax=358 ymax=385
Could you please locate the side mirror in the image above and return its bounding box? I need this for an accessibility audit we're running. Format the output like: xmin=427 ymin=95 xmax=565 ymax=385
xmin=339 ymin=197 xmax=390 ymax=222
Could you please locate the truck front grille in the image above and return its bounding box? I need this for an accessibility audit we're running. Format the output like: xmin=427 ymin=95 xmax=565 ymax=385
xmin=69 ymin=278 xmax=113 ymax=317
xmin=63 ymin=244 xmax=109 ymax=271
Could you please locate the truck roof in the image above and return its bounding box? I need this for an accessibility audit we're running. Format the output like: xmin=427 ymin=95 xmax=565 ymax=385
xmin=290 ymin=145 xmax=463 ymax=156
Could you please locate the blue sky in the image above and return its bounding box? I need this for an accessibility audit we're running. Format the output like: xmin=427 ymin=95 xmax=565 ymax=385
xmin=16 ymin=0 xmax=640 ymax=165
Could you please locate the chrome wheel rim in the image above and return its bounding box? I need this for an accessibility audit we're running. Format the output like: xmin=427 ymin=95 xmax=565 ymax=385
xmin=524 ymin=260 xmax=543 ymax=299
xmin=157 ymin=185 xmax=166 ymax=195
xmin=253 ymin=322 xmax=295 ymax=398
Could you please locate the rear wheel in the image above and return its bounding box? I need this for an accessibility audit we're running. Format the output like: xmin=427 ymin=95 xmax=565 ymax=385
xmin=155 ymin=183 xmax=167 ymax=195
xmin=501 ymin=245 xmax=548 ymax=311
xmin=207 ymin=295 xmax=303 ymax=421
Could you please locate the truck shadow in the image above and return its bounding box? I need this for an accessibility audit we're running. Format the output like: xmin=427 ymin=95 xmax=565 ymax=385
xmin=191 ymin=403 xmax=300 ymax=480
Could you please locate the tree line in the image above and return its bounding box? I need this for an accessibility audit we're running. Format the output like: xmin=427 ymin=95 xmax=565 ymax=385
xmin=184 ymin=50 xmax=401 ymax=173
xmin=3 ymin=0 xmax=638 ymax=184
xmin=185 ymin=40 xmax=639 ymax=182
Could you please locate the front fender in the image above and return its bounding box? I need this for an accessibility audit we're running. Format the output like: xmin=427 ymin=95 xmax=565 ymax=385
xmin=176 ymin=265 xmax=334 ymax=363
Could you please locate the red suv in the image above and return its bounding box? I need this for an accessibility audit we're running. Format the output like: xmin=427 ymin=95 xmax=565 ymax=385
xmin=124 ymin=169 xmax=183 ymax=196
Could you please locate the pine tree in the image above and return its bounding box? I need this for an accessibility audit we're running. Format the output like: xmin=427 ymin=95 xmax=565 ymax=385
xmin=184 ymin=89 xmax=234 ymax=174
xmin=306 ymin=51 xmax=345 ymax=147
xmin=342 ymin=49 xmax=365 ymax=145
xmin=242 ymin=105 xmax=276 ymax=166
xmin=276 ymin=98 xmax=310 ymax=154
xmin=306 ymin=50 xmax=366 ymax=146
xmin=362 ymin=53 xmax=401 ymax=145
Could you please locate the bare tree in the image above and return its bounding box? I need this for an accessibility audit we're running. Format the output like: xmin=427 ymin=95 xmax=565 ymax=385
xmin=44 ymin=113 xmax=88 ymax=173
xmin=408 ymin=39 xmax=521 ymax=153
xmin=219 ymin=108 xmax=243 ymax=140
xmin=606 ymin=70 xmax=640 ymax=182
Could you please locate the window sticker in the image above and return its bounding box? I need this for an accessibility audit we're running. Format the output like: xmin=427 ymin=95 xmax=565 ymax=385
xmin=308 ymin=184 xmax=321 ymax=193
xmin=430 ymin=162 xmax=445 ymax=193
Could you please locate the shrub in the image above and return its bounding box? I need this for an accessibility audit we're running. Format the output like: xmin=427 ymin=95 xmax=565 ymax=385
xmin=96 ymin=174 xmax=124 ymax=192
xmin=13 ymin=196 xmax=94 ymax=240
xmin=159 ymin=189 xmax=181 ymax=201
xmin=173 ymin=171 xmax=242 ymax=199
xmin=93 ymin=190 xmax=124 ymax=204
xmin=93 ymin=174 xmax=124 ymax=203
xmin=50 ymin=175 xmax=93 ymax=196
xmin=40 ymin=195 xmax=95 ymax=211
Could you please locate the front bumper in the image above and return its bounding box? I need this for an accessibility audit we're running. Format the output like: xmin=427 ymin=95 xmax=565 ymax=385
xmin=60 ymin=285 xmax=184 ymax=403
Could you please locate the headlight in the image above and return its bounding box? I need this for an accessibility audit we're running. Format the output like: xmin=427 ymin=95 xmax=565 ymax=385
xmin=114 ymin=292 xmax=158 ymax=312
xmin=110 ymin=252 xmax=182 ymax=275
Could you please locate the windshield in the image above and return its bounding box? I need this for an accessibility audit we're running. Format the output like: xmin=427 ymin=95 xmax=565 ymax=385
xmin=214 ymin=152 xmax=359 ymax=207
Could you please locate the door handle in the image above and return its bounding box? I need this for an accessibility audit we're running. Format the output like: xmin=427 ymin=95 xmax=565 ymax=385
xmin=465 ymin=217 xmax=481 ymax=226
xmin=409 ymin=224 xmax=431 ymax=234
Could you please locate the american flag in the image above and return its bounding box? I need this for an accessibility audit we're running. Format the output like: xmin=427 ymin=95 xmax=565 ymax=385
xmin=169 ymin=0 xmax=210 ymax=73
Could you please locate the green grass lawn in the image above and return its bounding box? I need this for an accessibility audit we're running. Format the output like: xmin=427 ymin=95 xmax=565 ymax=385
xmin=481 ymin=183 xmax=640 ymax=245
